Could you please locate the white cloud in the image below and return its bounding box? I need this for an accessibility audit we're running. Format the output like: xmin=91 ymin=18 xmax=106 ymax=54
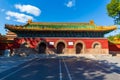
xmin=6 ymin=11 xmax=33 ymax=23
xmin=66 ymin=1 xmax=74 ymax=8
xmin=6 ymin=16 xmax=11 ymax=20
xmin=15 ymin=4 xmax=41 ymax=16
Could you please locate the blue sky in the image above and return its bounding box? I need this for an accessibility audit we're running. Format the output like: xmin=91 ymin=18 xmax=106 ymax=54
xmin=0 ymin=0 xmax=118 ymax=36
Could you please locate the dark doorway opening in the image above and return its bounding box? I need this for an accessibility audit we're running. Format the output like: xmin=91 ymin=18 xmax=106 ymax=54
xmin=76 ymin=43 xmax=83 ymax=54
xmin=39 ymin=42 xmax=46 ymax=54
xmin=93 ymin=43 xmax=101 ymax=49
xmin=57 ymin=42 xmax=65 ymax=54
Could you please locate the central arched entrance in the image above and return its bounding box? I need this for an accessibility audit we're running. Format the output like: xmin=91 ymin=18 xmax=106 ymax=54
xmin=39 ymin=42 xmax=46 ymax=54
xmin=57 ymin=42 xmax=65 ymax=54
xmin=76 ymin=43 xmax=83 ymax=54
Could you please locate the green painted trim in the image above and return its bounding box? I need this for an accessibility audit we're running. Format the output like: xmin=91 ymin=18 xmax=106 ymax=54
xmin=25 ymin=24 xmax=96 ymax=29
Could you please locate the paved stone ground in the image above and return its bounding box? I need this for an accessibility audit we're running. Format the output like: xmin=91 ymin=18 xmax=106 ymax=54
xmin=0 ymin=56 xmax=120 ymax=80
xmin=0 ymin=55 xmax=33 ymax=73
xmin=0 ymin=54 xmax=59 ymax=73
xmin=1 ymin=54 xmax=120 ymax=73
xmin=94 ymin=55 xmax=120 ymax=67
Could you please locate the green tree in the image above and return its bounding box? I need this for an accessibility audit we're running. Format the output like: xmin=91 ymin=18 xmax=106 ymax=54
xmin=107 ymin=0 xmax=120 ymax=24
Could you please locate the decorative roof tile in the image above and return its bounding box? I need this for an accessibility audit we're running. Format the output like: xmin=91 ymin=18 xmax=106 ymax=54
xmin=5 ymin=20 xmax=117 ymax=32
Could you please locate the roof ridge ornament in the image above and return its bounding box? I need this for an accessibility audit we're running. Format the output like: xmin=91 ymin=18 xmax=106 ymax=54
xmin=89 ymin=20 xmax=94 ymax=25
xmin=27 ymin=19 xmax=32 ymax=24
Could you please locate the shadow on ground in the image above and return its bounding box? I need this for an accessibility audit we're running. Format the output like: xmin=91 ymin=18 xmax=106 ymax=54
xmin=63 ymin=57 xmax=120 ymax=80
xmin=0 ymin=56 xmax=120 ymax=80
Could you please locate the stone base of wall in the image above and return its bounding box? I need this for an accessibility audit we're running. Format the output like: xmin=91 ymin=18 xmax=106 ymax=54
xmin=13 ymin=47 xmax=109 ymax=56
xmin=85 ymin=49 xmax=109 ymax=54
xmin=45 ymin=48 xmax=109 ymax=54
xmin=109 ymin=51 xmax=120 ymax=56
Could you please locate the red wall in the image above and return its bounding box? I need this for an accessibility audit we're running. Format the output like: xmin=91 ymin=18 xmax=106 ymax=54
xmin=0 ymin=43 xmax=13 ymax=50
xmin=109 ymin=44 xmax=120 ymax=51
xmin=0 ymin=38 xmax=109 ymax=50
xmin=13 ymin=38 xmax=108 ymax=49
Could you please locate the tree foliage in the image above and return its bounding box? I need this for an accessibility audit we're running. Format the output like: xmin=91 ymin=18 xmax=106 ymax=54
xmin=107 ymin=0 xmax=120 ymax=24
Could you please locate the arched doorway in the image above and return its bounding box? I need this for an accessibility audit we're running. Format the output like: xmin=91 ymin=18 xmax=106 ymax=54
xmin=57 ymin=42 xmax=65 ymax=54
xmin=76 ymin=43 xmax=83 ymax=54
xmin=39 ymin=42 xmax=47 ymax=54
xmin=93 ymin=43 xmax=101 ymax=49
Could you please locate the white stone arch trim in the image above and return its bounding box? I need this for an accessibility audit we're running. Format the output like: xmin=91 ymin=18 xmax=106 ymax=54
xmin=35 ymin=40 xmax=48 ymax=51
xmin=92 ymin=41 xmax=102 ymax=49
xmin=74 ymin=40 xmax=86 ymax=49
xmin=38 ymin=40 xmax=48 ymax=45
xmin=55 ymin=40 xmax=67 ymax=49
xmin=74 ymin=40 xmax=86 ymax=53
